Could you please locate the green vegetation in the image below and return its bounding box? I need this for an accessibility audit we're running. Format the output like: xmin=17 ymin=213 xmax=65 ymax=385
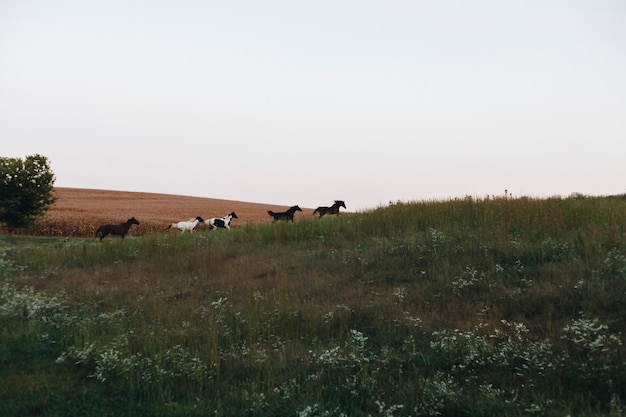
xmin=1 ymin=194 xmax=625 ymax=416
xmin=0 ymin=154 xmax=57 ymax=234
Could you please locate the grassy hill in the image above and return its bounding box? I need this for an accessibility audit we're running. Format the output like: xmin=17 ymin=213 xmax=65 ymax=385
xmin=1 ymin=194 xmax=625 ymax=416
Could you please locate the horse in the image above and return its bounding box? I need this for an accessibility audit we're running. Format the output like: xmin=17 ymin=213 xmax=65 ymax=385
xmin=267 ymin=205 xmax=302 ymax=222
xmin=96 ymin=217 xmax=139 ymax=240
xmin=205 ymin=212 xmax=238 ymax=230
xmin=166 ymin=216 xmax=204 ymax=233
xmin=313 ymin=200 xmax=346 ymax=218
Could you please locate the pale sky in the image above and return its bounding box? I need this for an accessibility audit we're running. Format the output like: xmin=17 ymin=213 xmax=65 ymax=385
xmin=1 ymin=1 xmax=625 ymax=211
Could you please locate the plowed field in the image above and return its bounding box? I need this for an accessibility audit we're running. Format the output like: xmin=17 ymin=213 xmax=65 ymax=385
xmin=26 ymin=188 xmax=315 ymax=237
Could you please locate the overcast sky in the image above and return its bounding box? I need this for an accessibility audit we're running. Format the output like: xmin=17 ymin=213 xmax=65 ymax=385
xmin=1 ymin=1 xmax=625 ymax=211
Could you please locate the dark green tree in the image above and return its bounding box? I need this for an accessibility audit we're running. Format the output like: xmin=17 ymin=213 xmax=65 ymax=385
xmin=0 ymin=154 xmax=57 ymax=234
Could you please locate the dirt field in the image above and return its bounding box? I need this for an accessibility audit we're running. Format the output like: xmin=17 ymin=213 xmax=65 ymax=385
xmin=27 ymin=188 xmax=316 ymax=237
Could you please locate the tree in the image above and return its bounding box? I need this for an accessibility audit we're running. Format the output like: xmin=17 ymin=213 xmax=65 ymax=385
xmin=0 ymin=154 xmax=57 ymax=234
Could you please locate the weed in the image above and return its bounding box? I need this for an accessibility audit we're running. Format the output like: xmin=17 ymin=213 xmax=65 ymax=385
xmin=2 ymin=195 xmax=626 ymax=416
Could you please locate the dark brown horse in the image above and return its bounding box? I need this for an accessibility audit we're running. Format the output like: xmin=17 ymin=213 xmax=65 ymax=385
xmin=96 ymin=217 xmax=139 ymax=240
xmin=313 ymin=200 xmax=346 ymax=218
xmin=267 ymin=205 xmax=302 ymax=222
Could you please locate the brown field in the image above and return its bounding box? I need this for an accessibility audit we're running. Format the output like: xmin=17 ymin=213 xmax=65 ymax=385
xmin=25 ymin=187 xmax=317 ymax=237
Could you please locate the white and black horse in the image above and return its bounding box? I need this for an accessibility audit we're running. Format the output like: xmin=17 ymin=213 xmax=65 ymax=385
xmin=166 ymin=216 xmax=204 ymax=233
xmin=205 ymin=212 xmax=238 ymax=230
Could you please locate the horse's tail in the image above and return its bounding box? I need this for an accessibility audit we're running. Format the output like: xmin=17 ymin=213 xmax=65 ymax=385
xmin=166 ymin=223 xmax=173 ymax=230
xmin=313 ymin=208 xmax=319 ymax=215
xmin=95 ymin=225 xmax=104 ymax=236
xmin=267 ymin=210 xmax=275 ymax=217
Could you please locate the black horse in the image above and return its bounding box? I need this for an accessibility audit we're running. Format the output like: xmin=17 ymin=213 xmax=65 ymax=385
xmin=313 ymin=200 xmax=346 ymax=218
xmin=96 ymin=217 xmax=139 ymax=240
xmin=268 ymin=205 xmax=302 ymax=222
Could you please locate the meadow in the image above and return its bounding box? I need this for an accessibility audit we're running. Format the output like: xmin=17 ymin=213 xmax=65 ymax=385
xmin=1 ymin=192 xmax=625 ymax=416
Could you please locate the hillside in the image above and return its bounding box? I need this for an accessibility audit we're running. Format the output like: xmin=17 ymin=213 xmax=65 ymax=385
xmin=34 ymin=187 xmax=316 ymax=236
xmin=1 ymin=195 xmax=625 ymax=416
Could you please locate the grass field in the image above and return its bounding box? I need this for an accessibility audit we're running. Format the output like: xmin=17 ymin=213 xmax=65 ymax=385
xmin=1 ymin=190 xmax=625 ymax=416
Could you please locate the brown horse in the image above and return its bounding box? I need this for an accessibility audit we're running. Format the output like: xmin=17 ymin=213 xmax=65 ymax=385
xmin=313 ymin=200 xmax=346 ymax=218
xmin=267 ymin=205 xmax=302 ymax=222
xmin=96 ymin=217 xmax=139 ymax=240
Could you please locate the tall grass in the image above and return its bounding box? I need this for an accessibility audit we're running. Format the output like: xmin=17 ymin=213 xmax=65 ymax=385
xmin=1 ymin=194 xmax=625 ymax=416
